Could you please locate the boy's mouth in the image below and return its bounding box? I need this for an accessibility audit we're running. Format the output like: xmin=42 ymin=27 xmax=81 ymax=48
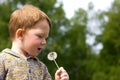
xmin=38 ymin=48 xmax=41 ymax=51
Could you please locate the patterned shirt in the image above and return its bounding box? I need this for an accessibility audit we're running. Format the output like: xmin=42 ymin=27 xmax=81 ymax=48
xmin=0 ymin=48 xmax=52 ymax=80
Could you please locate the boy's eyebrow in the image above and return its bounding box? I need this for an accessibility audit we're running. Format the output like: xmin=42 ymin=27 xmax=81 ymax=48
xmin=37 ymin=32 xmax=49 ymax=38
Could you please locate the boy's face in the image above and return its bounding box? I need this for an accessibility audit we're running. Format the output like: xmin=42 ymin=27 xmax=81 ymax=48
xmin=21 ymin=20 xmax=50 ymax=57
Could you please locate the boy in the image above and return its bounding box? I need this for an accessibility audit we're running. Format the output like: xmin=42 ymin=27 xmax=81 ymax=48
xmin=0 ymin=4 xmax=69 ymax=80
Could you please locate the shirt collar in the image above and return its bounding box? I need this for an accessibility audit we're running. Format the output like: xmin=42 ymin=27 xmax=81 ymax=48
xmin=2 ymin=48 xmax=38 ymax=61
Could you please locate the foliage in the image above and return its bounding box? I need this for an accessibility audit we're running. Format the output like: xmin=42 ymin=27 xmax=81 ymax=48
xmin=97 ymin=0 xmax=120 ymax=65
xmin=94 ymin=0 xmax=120 ymax=79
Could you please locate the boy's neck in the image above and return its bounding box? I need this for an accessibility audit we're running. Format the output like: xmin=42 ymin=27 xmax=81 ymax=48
xmin=11 ymin=42 xmax=27 ymax=59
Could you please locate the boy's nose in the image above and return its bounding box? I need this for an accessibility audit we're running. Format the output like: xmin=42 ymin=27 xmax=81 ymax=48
xmin=41 ymin=38 xmax=46 ymax=45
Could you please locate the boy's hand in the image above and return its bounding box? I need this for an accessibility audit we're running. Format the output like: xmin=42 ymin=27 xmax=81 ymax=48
xmin=55 ymin=67 xmax=69 ymax=80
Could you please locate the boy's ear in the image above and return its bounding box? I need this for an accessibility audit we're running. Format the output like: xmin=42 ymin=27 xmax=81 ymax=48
xmin=16 ymin=28 xmax=24 ymax=39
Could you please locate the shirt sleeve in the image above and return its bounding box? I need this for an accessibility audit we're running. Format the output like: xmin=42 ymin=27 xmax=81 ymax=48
xmin=38 ymin=61 xmax=52 ymax=80
xmin=43 ymin=66 xmax=52 ymax=80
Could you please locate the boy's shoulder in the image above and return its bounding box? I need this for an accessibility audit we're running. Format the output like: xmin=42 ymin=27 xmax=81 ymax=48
xmin=0 ymin=48 xmax=15 ymax=60
xmin=0 ymin=48 xmax=8 ymax=57
xmin=0 ymin=48 xmax=11 ymax=54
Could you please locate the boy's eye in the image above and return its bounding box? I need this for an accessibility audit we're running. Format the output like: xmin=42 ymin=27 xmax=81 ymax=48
xmin=38 ymin=35 xmax=43 ymax=38
xmin=37 ymin=35 xmax=48 ymax=40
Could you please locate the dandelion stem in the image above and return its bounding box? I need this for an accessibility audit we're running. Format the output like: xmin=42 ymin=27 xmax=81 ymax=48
xmin=53 ymin=59 xmax=59 ymax=69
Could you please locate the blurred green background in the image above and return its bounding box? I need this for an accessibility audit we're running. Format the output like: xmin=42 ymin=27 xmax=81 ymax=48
xmin=0 ymin=0 xmax=120 ymax=80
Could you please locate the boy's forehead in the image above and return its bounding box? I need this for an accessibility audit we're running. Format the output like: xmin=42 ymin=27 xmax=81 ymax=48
xmin=34 ymin=20 xmax=50 ymax=28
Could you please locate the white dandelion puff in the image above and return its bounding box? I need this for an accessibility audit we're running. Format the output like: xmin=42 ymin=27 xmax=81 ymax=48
xmin=47 ymin=52 xmax=57 ymax=61
xmin=47 ymin=52 xmax=59 ymax=69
